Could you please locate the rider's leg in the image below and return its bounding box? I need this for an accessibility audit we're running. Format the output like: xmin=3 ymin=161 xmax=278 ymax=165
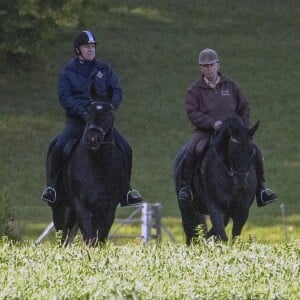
xmin=254 ymin=145 xmax=277 ymax=207
xmin=41 ymin=117 xmax=85 ymax=204
xmin=114 ymin=127 xmax=132 ymax=177
xmin=113 ymin=127 xmax=142 ymax=206
xmin=179 ymin=135 xmax=208 ymax=202
xmin=41 ymin=144 xmax=64 ymax=204
xmin=41 ymin=138 xmax=63 ymax=204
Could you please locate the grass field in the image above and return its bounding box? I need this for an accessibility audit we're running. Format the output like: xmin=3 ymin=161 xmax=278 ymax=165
xmin=1 ymin=238 xmax=299 ymax=299
xmin=1 ymin=0 xmax=300 ymax=242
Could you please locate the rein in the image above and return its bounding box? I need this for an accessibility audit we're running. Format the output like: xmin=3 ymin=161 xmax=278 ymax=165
xmin=213 ymin=144 xmax=234 ymax=177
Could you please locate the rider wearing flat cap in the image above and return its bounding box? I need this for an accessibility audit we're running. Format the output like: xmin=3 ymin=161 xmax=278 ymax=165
xmin=179 ymin=48 xmax=276 ymax=207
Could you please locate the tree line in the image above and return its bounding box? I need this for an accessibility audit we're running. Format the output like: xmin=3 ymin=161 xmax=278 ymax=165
xmin=0 ymin=0 xmax=90 ymax=67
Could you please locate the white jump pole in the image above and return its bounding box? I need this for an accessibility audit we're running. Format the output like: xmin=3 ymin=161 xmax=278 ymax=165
xmin=35 ymin=222 xmax=54 ymax=244
xmin=141 ymin=202 xmax=163 ymax=243
xmin=152 ymin=203 xmax=162 ymax=242
xmin=141 ymin=203 xmax=153 ymax=244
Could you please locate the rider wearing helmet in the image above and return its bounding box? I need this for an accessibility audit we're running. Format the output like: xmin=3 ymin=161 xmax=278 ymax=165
xmin=41 ymin=30 xmax=142 ymax=206
xmin=179 ymin=48 xmax=276 ymax=207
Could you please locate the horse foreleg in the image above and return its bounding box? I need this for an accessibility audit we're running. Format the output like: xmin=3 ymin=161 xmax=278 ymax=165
xmin=208 ymin=207 xmax=228 ymax=241
xmin=102 ymin=208 xmax=116 ymax=241
xmin=179 ymin=202 xmax=207 ymax=245
xmin=92 ymin=207 xmax=116 ymax=244
xmin=207 ymin=215 xmax=230 ymax=240
xmin=232 ymin=210 xmax=249 ymax=239
xmin=72 ymin=198 xmax=95 ymax=244
xmin=66 ymin=222 xmax=79 ymax=246
xmin=61 ymin=207 xmax=77 ymax=246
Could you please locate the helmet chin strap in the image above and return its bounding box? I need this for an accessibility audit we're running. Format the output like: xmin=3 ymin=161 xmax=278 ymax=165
xmin=75 ymin=47 xmax=81 ymax=55
xmin=75 ymin=45 xmax=96 ymax=61
xmin=78 ymin=53 xmax=95 ymax=62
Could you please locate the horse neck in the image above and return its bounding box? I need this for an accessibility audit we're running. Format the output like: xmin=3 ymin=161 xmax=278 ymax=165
xmin=212 ymin=127 xmax=230 ymax=164
xmin=214 ymin=126 xmax=229 ymax=150
xmin=88 ymin=144 xmax=114 ymax=161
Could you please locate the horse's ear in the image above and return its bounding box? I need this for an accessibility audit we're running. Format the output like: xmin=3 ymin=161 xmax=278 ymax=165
xmin=249 ymin=121 xmax=260 ymax=136
xmin=90 ymin=83 xmax=97 ymax=100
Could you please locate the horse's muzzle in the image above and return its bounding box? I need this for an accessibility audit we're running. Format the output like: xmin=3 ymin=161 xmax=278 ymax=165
xmin=85 ymin=126 xmax=106 ymax=150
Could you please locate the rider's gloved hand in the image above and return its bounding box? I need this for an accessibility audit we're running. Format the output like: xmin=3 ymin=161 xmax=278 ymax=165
xmin=214 ymin=120 xmax=223 ymax=129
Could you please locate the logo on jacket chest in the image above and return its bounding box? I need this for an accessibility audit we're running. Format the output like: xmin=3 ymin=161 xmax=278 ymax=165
xmin=96 ymin=71 xmax=103 ymax=79
xmin=221 ymin=89 xmax=230 ymax=96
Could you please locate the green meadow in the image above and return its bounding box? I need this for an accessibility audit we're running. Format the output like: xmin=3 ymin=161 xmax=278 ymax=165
xmin=1 ymin=0 xmax=300 ymax=243
xmin=0 ymin=238 xmax=299 ymax=299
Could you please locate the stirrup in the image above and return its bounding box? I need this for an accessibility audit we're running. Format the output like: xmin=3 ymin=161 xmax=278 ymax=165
xmin=126 ymin=189 xmax=142 ymax=206
xmin=179 ymin=187 xmax=193 ymax=202
xmin=41 ymin=187 xmax=57 ymax=204
xmin=261 ymin=188 xmax=276 ymax=200
xmin=127 ymin=189 xmax=142 ymax=200
xmin=257 ymin=188 xmax=276 ymax=207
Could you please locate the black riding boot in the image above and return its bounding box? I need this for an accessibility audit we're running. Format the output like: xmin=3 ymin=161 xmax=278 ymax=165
xmin=115 ymin=130 xmax=143 ymax=207
xmin=41 ymin=150 xmax=64 ymax=205
xmin=255 ymin=148 xmax=277 ymax=207
xmin=178 ymin=156 xmax=194 ymax=203
xmin=179 ymin=135 xmax=209 ymax=202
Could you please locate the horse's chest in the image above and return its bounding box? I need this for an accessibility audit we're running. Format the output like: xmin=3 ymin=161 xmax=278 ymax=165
xmin=81 ymin=164 xmax=120 ymax=185
xmin=69 ymin=155 xmax=121 ymax=187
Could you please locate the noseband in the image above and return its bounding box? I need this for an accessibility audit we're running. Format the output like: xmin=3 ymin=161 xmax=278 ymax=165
xmin=86 ymin=124 xmax=114 ymax=145
xmin=85 ymin=101 xmax=115 ymax=146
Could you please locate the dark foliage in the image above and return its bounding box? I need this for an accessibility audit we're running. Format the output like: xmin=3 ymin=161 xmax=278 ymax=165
xmin=0 ymin=0 xmax=81 ymax=68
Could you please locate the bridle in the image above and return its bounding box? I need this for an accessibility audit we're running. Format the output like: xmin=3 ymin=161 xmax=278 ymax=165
xmin=86 ymin=124 xmax=114 ymax=145
xmin=213 ymin=137 xmax=256 ymax=179
xmin=84 ymin=102 xmax=115 ymax=147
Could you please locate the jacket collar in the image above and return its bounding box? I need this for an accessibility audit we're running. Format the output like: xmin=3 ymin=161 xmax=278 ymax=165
xmin=66 ymin=57 xmax=106 ymax=73
xmin=198 ymin=72 xmax=227 ymax=88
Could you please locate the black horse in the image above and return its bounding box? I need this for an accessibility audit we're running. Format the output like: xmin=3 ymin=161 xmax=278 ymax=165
xmin=174 ymin=116 xmax=259 ymax=244
xmin=47 ymin=100 xmax=129 ymax=245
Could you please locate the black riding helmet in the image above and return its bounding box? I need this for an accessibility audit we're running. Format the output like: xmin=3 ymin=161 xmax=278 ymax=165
xmin=74 ymin=30 xmax=96 ymax=55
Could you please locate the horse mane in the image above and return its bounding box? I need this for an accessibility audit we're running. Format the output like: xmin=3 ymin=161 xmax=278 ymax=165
xmin=214 ymin=116 xmax=246 ymax=146
xmin=208 ymin=116 xmax=246 ymax=170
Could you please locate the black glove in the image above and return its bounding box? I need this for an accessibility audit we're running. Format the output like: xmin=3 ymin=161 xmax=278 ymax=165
xmin=81 ymin=112 xmax=89 ymax=123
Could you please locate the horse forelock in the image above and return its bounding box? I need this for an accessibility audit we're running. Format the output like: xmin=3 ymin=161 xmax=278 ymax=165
xmin=223 ymin=116 xmax=252 ymax=144
xmin=88 ymin=101 xmax=115 ymax=125
xmin=90 ymin=101 xmax=114 ymax=112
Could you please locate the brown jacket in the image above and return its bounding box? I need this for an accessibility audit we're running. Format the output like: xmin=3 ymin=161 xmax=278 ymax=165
xmin=185 ymin=73 xmax=250 ymax=138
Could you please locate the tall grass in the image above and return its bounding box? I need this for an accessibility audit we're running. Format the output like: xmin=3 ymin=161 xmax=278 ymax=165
xmin=0 ymin=237 xmax=299 ymax=299
xmin=0 ymin=0 xmax=299 ymax=240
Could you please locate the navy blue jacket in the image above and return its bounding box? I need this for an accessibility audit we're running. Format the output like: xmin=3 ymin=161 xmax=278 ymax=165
xmin=57 ymin=57 xmax=122 ymax=117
